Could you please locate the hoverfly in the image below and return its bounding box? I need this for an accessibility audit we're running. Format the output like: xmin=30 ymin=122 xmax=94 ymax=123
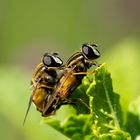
xmin=23 ymin=53 xmax=64 ymax=125
xmin=42 ymin=44 xmax=100 ymax=115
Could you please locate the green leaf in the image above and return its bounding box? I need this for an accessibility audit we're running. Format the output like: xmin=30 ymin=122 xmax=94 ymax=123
xmin=44 ymin=63 xmax=131 ymax=140
xmin=87 ymin=64 xmax=123 ymax=133
xmin=46 ymin=114 xmax=94 ymax=140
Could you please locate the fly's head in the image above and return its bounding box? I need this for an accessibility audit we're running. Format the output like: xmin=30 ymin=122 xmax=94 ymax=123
xmin=81 ymin=44 xmax=100 ymax=68
xmin=43 ymin=53 xmax=63 ymax=67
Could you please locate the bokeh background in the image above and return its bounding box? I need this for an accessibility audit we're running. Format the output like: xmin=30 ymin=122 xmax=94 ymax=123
xmin=0 ymin=0 xmax=140 ymax=140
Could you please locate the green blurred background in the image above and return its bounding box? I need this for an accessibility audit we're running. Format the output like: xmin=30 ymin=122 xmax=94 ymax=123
xmin=0 ymin=0 xmax=140 ymax=140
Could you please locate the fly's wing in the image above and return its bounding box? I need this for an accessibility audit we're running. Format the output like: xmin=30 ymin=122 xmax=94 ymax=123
xmin=42 ymin=68 xmax=73 ymax=115
xmin=32 ymin=63 xmax=44 ymax=78
xmin=23 ymin=94 xmax=33 ymax=125
xmin=31 ymin=63 xmax=46 ymax=87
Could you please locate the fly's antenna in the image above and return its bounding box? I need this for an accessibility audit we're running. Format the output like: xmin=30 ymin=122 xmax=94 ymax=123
xmin=23 ymin=95 xmax=32 ymax=126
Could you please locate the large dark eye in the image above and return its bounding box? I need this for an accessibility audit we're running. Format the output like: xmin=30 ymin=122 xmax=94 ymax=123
xmin=82 ymin=44 xmax=100 ymax=60
xmin=43 ymin=53 xmax=63 ymax=67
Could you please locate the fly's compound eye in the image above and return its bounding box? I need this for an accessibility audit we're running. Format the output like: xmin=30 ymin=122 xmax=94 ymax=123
xmin=82 ymin=44 xmax=100 ymax=60
xmin=43 ymin=53 xmax=63 ymax=67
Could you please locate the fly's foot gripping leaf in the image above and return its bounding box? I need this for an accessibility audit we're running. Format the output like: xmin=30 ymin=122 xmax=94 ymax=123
xmin=44 ymin=64 xmax=132 ymax=140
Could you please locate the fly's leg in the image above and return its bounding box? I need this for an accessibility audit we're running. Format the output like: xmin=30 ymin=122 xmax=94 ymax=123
xmin=37 ymin=84 xmax=54 ymax=89
xmin=73 ymin=70 xmax=97 ymax=75
xmin=73 ymin=70 xmax=97 ymax=83
xmin=47 ymin=98 xmax=77 ymax=111
xmin=57 ymin=98 xmax=90 ymax=112
xmin=92 ymin=61 xmax=101 ymax=67
xmin=75 ymin=98 xmax=90 ymax=111
xmin=56 ymin=99 xmax=77 ymax=109
xmin=67 ymin=98 xmax=90 ymax=113
xmin=42 ymin=95 xmax=59 ymax=116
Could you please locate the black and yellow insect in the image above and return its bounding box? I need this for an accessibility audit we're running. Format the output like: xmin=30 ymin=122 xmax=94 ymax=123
xmin=42 ymin=44 xmax=100 ymax=115
xmin=23 ymin=53 xmax=63 ymax=124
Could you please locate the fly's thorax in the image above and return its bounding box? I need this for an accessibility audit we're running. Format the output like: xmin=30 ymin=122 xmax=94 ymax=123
xmin=73 ymin=59 xmax=87 ymax=72
xmin=56 ymin=69 xmax=66 ymax=80
xmin=45 ymin=68 xmax=57 ymax=78
xmin=39 ymin=67 xmax=57 ymax=86
xmin=66 ymin=52 xmax=83 ymax=67
xmin=66 ymin=52 xmax=92 ymax=73
xmin=84 ymin=59 xmax=93 ymax=69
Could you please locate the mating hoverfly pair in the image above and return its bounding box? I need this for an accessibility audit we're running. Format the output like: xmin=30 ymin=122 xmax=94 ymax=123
xmin=23 ymin=44 xmax=100 ymax=124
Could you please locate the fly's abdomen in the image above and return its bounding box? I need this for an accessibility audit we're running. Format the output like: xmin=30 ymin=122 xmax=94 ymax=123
xmin=32 ymin=88 xmax=47 ymax=112
xmin=58 ymin=74 xmax=77 ymax=99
